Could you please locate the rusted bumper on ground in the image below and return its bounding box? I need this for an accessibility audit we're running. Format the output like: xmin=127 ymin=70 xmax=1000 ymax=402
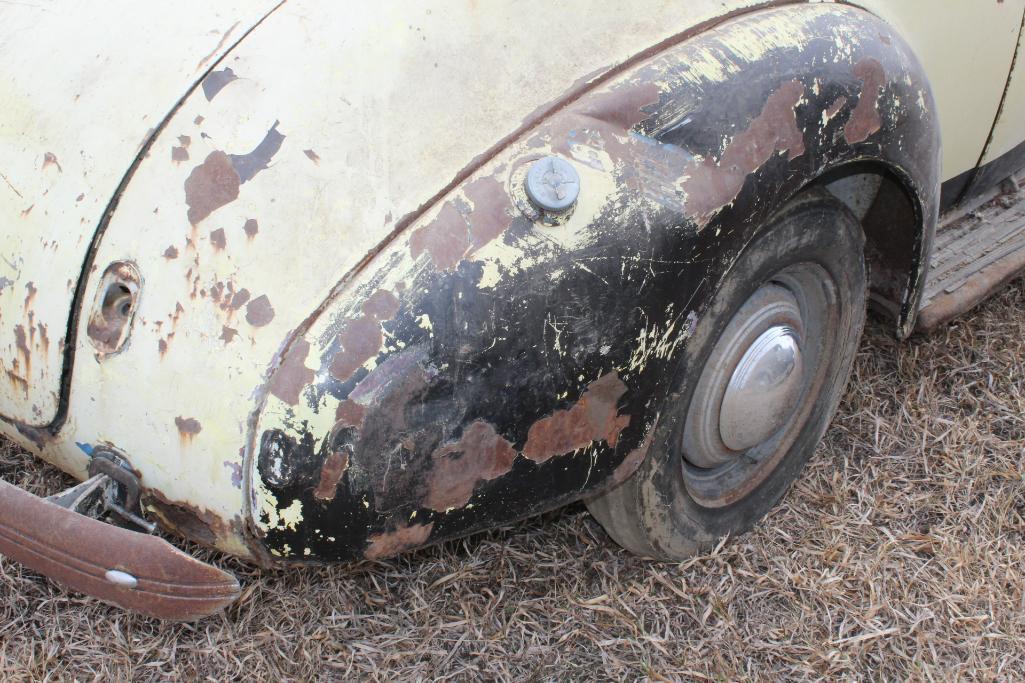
xmin=0 ymin=478 xmax=239 ymax=620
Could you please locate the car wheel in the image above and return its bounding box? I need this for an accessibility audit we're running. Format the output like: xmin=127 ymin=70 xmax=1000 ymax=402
xmin=587 ymin=190 xmax=866 ymax=560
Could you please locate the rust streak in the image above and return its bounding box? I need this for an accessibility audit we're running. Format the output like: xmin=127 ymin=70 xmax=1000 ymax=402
xmin=364 ymin=522 xmax=434 ymax=560
xmin=313 ymin=450 xmax=350 ymax=501
xmin=23 ymin=281 xmax=36 ymax=312
xmin=844 ymin=58 xmax=886 ymax=145
xmin=194 ymin=21 xmax=240 ymax=72
xmin=680 ymin=80 xmax=806 ymax=227
xmin=175 ymin=416 xmax=202 ymax=442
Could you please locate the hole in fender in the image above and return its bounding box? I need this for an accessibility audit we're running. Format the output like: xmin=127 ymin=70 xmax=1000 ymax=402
xmin=86 ymin=262 xmax=141 ymax=356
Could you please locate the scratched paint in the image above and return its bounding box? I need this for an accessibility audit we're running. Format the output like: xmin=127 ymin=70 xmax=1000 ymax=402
xmin=248 ymin=4 xmax=939 ymax=562
xmin=0 ymin=2 xmax=947 ymax=566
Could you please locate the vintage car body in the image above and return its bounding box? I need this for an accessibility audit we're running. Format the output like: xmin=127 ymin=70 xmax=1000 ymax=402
xmin=1 ymin=1 xmax=1023 ymax=618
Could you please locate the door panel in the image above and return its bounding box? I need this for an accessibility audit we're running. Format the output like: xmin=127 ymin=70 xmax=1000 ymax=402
xmin=856 ymin=0 xmax=1025 ymax=183
xmin=973 ymin=14 xmax=1025 ymax=190
xmin=0 ymin=2 xmax=279 ymax=426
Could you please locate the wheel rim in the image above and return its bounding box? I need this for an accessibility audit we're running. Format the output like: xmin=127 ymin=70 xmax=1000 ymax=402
xmin=681 ymin=262 xmax=840 ymax=508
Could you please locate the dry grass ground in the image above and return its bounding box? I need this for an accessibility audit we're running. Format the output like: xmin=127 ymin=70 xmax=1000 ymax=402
xmin=2 ymin=280 xmax=1025 ymax=681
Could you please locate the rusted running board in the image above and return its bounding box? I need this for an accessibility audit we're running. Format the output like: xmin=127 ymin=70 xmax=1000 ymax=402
xmin=0 ymin=478 xmax=239 ymax=620
xmin=917 ymin=175 xmax=1025 ymax=331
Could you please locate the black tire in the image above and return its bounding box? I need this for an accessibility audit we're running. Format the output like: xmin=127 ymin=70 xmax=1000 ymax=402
xmin=586 ymin=190 xmax=866 ymax=559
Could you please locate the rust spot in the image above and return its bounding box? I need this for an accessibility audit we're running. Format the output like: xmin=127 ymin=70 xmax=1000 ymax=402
xmin=409 ymin=176 xmax=514 ymax=271
xmin=361 ymin=289 xmax=401 ymax=320
xmin=220 ymin=325 xmax=238 ymax=344
xmin=184 ymin=151 xmax=240 ymax=225
xmin=36 ymin=323 xmax=48 ymax=353
xmin=158 ymin=338 xmax=168 ymax=356
xmin=329 ymin=290 xmax=400 ymax=382
xmin=163 ymin=245 xmax=179 ymax=259
xmin=425 ymin=421 xmax=517 ymax=512
xmin=313 ymin=450 xmax=350 ymax=501
xmin=41 ymin=152 xmax=62 ymax=173
xmin=23 ymin=281 xmax=36 ymax=312
xmin=844 ymin=58 xmax=886 ymax=145
xmin=144 ymin=489 xmax=229 ymax=549
xmin=335 ymin=399 xmax=366 ymax=427
xmin=21 ymin=204 xmax=33 ymax=217
xmin=194 ymin=115 xmax=205 ymax=125
xmin=245 ymin=294 xmax=275 ymax=327
xmin=243 ymin=218 xmax=259 ymax=238
xmin=224 ymin=461 xmax=243 ymax=489
xmin=680 ymin=80 xmax=806 ymax=227
xmin=75 ymin=193 xmax=84 ymax=202
xmin=409 ymin=202 xmax=468 ymax=271
xmin=522 ymin=372 xmax=630 ymax=463
xmin=202 ymin=67 xmax=238 ymax=101
xmin=209 ymin=228 xmax=226 ymax=250
xmin=364 ymin=522 xmax=434 ymax=560
xmin=269 ymin=338 xmax=315 ymax=405
xmin=303 ymin=149 xmax=321 ymax=163
xmin=175 ymin=416 xmax=202 ymax=442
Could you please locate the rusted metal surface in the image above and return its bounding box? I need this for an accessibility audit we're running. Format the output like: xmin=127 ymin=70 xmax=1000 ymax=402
xmin=10 ymin=0 xmax=1017 ymax=569
xmin=917 ymin=171 xmax=1025 ymax=330
xmin=0 ymin=478 xmax=239 ymax=620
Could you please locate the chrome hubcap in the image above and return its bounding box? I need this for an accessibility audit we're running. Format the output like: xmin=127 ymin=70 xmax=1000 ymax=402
xmin=719 ymin=325 xmax=804 ymax=451
xmin=680 ymin=262 xmax=839 ymax=507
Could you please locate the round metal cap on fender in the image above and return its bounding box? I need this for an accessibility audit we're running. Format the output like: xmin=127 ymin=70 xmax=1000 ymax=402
xmin=525 ymin=155 xmax=580 ymax=213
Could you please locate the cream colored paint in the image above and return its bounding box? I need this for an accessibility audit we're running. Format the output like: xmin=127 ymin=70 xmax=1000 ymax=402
xmin=983 ymin=18 xmax=1025 ymax=163
xmin=0 ymin=1 xmax=279 ymax=425
xmin=854 ymin=0 xmax=1025 ymax=180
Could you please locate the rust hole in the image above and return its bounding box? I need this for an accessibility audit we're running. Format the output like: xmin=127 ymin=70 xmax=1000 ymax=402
xmin=86 ymin=262 xmax=141 ymax=356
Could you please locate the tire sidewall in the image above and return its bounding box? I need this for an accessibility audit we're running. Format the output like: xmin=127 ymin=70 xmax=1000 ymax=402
xmin=633 ymin=193 xmax=866 ymax=558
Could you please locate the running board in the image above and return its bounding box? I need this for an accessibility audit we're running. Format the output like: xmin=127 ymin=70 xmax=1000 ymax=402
xmin=916 ymin=172 xmax=1025 ymax=331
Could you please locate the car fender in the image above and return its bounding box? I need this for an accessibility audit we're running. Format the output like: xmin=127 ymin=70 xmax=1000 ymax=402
xmin=250 ymin=4 xmax=940 ymax=561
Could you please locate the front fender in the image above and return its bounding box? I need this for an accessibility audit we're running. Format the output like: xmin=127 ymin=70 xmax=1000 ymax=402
xmin=250 ymin=4 xmax=940 ymax=561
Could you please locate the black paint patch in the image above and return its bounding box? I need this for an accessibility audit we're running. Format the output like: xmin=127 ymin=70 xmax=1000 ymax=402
xmin=229 ymin=121 xmax=285 ymax=184
xmin=202 ymin=67 xmax=238 ymax=101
